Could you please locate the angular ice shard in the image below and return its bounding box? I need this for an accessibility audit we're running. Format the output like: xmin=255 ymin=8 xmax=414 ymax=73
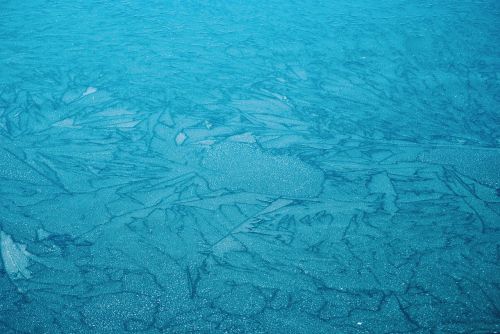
xmin=82 ymin=86 xmax=97 ymax=96
xmin=0 ymin=231 xmax=33 ymax=280
xmin=175 ymin=131 xmax=187 ymax=145
xmin=53 ymin=118 xmax=80 ymax=128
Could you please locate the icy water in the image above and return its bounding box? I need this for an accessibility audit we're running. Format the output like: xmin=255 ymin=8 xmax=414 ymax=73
xmin=0 ymin=1 xmax=499 ymax=333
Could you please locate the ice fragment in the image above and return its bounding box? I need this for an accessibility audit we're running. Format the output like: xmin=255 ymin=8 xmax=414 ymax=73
xmin=1 ymin=231 xmax=33 ymax=280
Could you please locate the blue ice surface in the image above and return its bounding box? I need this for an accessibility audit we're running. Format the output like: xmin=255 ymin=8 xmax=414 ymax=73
xmin=0 ymin=0 xmax=499 ymax=333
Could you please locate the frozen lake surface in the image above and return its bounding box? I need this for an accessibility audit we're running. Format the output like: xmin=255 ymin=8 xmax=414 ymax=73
xmin=0 ymin=1 xmax=499 ymax=333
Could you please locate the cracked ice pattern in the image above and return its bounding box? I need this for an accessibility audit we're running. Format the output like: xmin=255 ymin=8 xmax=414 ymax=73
xmin=0 ymin=0 xmax=499 ymax=333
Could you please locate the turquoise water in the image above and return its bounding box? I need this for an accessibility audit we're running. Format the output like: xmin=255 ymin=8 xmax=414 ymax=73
xmin=0 ymin=0 xmax=499 ymax=333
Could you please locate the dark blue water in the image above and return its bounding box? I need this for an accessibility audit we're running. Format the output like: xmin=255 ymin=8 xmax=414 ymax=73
xmin=0 ymin=1 xmax=499 ymax=333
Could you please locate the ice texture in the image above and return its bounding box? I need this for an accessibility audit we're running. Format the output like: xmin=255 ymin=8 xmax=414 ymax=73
xmin=202 ymin=142 xmax=324 ymax=197
xmin=0 ymin=0 xmax=499 ymax=333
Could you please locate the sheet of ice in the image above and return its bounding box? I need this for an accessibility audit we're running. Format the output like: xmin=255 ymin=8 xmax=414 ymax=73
xmin=0 ymin=0 xmax=498 ymax=333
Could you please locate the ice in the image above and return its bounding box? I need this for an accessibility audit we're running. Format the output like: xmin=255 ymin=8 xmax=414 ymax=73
xmin=82 ymin=86 xmax=97 ymax=96
xmin=0 ymin=231 xmax=33 ymax=280
xmin=228 ymin=132 xmax=256 ymax=143
xmin=258 ymin=198 xmax=294 ymax=215
xmin=202 ymin=142 xmax=324 ymax=197
xmin=95 ymin=108 xmax=135 ymax=117
xmin=0 ymin=0 xmax=498 ymax=332
xmin=418 ymin=147 xmax=500 ymax=187
xmin=53 ymin=118 xmax=79 ymax=128
xmin=175 ymin=131 xmax=187 ymax=145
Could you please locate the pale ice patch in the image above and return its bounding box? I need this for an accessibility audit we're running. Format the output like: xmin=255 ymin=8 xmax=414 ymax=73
xmin=36 ymin=228 xmax=51 ymax=241
xmin=53 ymin=118 xmax=80 ymax=128
xmin=198 ymin=139 xmax=216 ymax=146
xmin=90 ymin=119 xmax=140 ymax=129
xmin=175 ymin=132 xmax=187 ymax=145
xmin=1 ymin=231 xmax=33 ymax=280
xmin=228 ymin=132 xmax=256 ymax=143
xmin=113 ymin=120 xmax=140 ymax=128
xmin=82 ymin=86 xmax=97 ymax=96
xmin=418 ymin=147 xmax=500 ymax=187
xmin=202 ymin=142 xmax=324 ymax=197
xmin=95 ymin=108 xmax=135 ymax=117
